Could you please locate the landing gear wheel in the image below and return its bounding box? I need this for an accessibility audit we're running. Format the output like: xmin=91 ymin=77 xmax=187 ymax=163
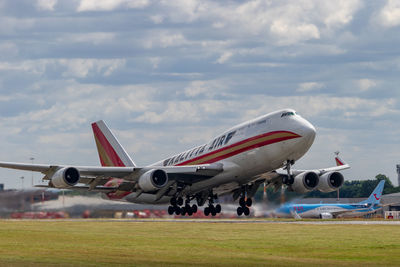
xmin=170 ymin=198 xmax=177 ymax=206
xmin=175 ymin=207 xmax=181 ymax=215
xmin=237 ymin=206 xmax=243 ymax=216
xmin=246 ymin=198 xmax=252 ymax=207
xmin=204 ymin=207 xmax=210 ymax=216
xmin=239 ymin=197 xmax=246 ymax=207
xmin=192 ymin=204 xmax=198 ymax=213
xmin=177 ymin=197 xmax=184 ymax=206
xmin=181 ymin=207 xmax=186 ymax=216
xmin=168 ymin=206 xmax=174 ymax=215
xmin=243 ymin=206 xmax=250 ymax=216
xmin=184 ymin=204 xmax=191 ymax=216
xmin=208 ymin=205 xmax=216 ymax=216
xmin=215 ymin=204 xmax=221 ymax=213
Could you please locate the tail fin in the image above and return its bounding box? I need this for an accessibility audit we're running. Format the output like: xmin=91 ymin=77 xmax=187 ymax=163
xmin=359 ymin=180 xmax=385 ymax=205
xmin=91 ymin=120 xmax=136 ymax=167
xmin=334 ymin=151 xmax=347 ymax=166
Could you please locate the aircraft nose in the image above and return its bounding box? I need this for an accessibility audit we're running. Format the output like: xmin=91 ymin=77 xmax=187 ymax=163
xmin=304 ymin=121 xmax=316 ymax=140
xmin=297 ymin=118 xmax=316 ymax=143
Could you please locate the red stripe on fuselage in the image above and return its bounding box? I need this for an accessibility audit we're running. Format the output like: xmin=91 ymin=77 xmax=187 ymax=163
xmin=177 ymin=131 xmax=301 ymax=166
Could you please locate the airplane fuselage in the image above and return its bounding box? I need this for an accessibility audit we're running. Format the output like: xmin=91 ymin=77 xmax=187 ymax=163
xmin=119 ymin=109 xmax=316 ymax=204
xmin=275 ymin=203 xmax=381 ymax=219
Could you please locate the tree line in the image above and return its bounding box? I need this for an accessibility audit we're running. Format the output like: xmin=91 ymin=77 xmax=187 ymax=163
xmin=254 ymin=174 xmax=400 ymax=204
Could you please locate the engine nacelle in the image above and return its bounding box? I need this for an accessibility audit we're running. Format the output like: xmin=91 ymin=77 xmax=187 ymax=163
xmin=317 ymin=172 xmax=344 ymax=193
xmin=290 ymin=171 xmax=319 ymax=194
xmin=51 ymin=167 xmax=80 ymax=188
xmin=319 ymin=213 xmax=333 ymax=219
xmin=138 ymin=169 xmax=168 ymax=192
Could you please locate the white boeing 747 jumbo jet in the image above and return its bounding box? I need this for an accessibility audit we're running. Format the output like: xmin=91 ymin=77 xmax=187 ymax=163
xmin=0 ymin=109 xmax=349 ymax=216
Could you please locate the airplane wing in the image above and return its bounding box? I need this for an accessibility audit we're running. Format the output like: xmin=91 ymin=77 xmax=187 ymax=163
xmin=290 ymin=153 xmax=350 ymax=176
xmin=377 ymin=202 xmax=400 ymax=208
xmin=254 ymin=153 xmax=350 ymax=196
xmin=328 ymin=207 xmax=372 ymax=218
xmin=290 ymin=164 xmax=350 ymax=176
xmin=0 ymin=161 xmax=223 ymax=190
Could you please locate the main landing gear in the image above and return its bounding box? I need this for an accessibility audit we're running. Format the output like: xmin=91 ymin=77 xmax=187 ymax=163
xmin=203 ymin=194 xmax=221 ymax=217
xmin=168 ymin=196 xmax=198 ymax=216
xmin=236 ymin=186 xmax=253 ymax=216
xmin=237 ymin=196 xmax=252 ymax=216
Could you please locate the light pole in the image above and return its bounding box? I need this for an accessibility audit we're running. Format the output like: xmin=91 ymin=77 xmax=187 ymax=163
xmin=20 ymin=176 xmax=24 ymax=190
xmin=30 ymin=157 xmax=35 ymax=187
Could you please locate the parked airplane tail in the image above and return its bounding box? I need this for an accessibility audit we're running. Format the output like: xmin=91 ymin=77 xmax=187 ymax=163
xmin=359 ymin=180 xmax=385 ymax=205
xmin=334 ymin=152 xmax=347 ymax=166
xmin=91 ymin=120 xmax=136 ymax=167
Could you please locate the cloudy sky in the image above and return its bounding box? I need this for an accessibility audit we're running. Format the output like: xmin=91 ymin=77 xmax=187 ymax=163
xmin=0 ymin=0 xmax=400 ymax=189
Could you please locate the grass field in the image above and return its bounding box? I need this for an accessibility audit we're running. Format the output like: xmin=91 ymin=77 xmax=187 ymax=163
xmin=0 ymin=219 xmax=399 ymax=266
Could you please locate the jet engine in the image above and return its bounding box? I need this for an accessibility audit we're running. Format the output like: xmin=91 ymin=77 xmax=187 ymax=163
xmin=290 ymin=171 xmax=319 ymax=194
xmin=138 ymin=169 xmax=168 ymax=192
xmin=317 ymin=172 xmax=344 ymax=193
xmin=51 ymin=167 xmax=80 ymax=188
xmin=319 ymin=213 xmax=333 ymax=219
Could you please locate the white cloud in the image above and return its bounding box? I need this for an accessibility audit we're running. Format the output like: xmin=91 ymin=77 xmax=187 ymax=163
xmin=297 ymin=82 xmax=325 ymax=92
xmin=377 ymin=0 xmax=400 ymax=27
xmin=149 ymin=57 xmax=161 ymax=69
xmin=184 ymin=80 xmax=227 ymax=98
xmin=270 ymin=20 xmax=320 ymax=45
xmin=36 ymin=0 xmax=57 ymax=11
xmin=216 ymin=51 xmax=233 ymax=64
xmin=356 ymin=79 xmax=377 ymax=91
xmin=319 ymin=0 xmax=362 ymax=29
xmin=58 ymin=32 xmax=115 ymax=45
xmin=156 ymin=0 xmax=361 ymax=45
xmin=241 ymin=95 xmax=398 ymax=121
xmin=142 ymin=31 xmax=188 ymax=49
xmin=150 ymin=15 xmax=164 ymax=24
xmin=0 ymin=58 xmax=126 ymax=78
xmin=77 ymin=0 xmax=149 ymax=12
xmin=134 ymin=100 xmax=227 ymax=124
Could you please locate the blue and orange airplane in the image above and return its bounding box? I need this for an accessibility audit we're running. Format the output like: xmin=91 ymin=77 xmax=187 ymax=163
xmin=274 ymin=180 xmax=386 ymax=219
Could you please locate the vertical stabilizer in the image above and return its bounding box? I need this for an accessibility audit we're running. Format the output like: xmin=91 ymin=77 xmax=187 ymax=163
xmin=359 ymin=180 xmax=385 ymax=205
xmin=334 ymin=151 xmax=347 ymax=166
xmin=91 ymin=120 xmax=136 ymax=167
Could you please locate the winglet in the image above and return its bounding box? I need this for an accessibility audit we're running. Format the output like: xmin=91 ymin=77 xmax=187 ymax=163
xmin=91 ymin=120 xmax=136 ymax=167
xmin=359 ymin=180 xmax=385 ymax=205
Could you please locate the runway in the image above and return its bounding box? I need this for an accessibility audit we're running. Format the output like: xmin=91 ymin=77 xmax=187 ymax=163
xmin=4 ymin=218 xmax=400 ymax=224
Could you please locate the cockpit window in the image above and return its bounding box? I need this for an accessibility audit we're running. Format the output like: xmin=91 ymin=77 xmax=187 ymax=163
xmin=281 ymin=111 xmax=295 ymax=117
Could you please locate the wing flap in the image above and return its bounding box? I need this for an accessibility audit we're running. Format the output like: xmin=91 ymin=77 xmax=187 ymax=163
xmin=35 ymin=184 xmax=118 ymax=193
